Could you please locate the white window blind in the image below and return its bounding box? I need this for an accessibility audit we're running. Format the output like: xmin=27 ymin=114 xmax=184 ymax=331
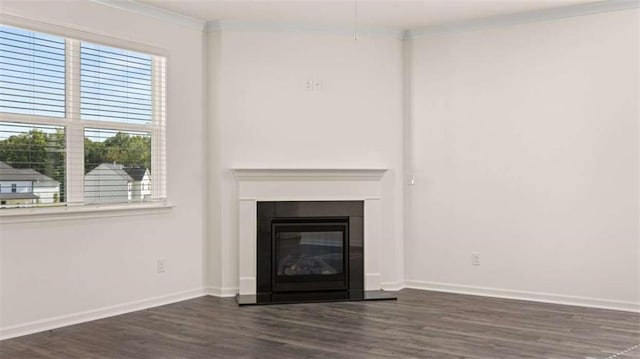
xmin=0 ymin=24 xmax=166 ymax=209
xmin=80 ymin=43 xmax=152 ymax=125
xmin=0 ymin=26 xmax=65 ymax=117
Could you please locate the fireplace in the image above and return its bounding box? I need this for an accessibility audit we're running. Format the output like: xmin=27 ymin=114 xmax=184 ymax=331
xmin=233 ymin=168 xmax=397 ymax=305
xmin=272 ymin=218 xmax=348 ymax=292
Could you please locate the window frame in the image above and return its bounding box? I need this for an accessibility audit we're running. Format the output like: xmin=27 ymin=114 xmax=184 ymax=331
xmin=0 ymin=17 xmax=170 ymax=221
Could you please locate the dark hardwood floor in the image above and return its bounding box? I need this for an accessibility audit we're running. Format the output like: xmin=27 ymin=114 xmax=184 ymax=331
xmin=1 ymin=289 xmax=639 ymax=358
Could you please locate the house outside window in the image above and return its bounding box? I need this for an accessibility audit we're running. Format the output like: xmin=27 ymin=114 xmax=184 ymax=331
xmin=0 ymin=24 xmax=166 ymax=209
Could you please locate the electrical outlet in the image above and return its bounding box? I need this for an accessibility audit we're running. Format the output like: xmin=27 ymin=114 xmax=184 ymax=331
xmin=472 ymin=253 xmax=480 ymax=266
xmin=157 ymin=259 xmax=166 ymax=273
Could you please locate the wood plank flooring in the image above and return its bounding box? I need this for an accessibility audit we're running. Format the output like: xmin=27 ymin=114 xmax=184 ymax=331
xmin=1 ymin=289 xmax=639 ymax=358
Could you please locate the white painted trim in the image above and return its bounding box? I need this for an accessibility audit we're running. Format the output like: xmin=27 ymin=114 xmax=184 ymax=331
xmin=407 ymin=0 xmax=640 ymax=38
xmin=404 ymin=280 xmax=640 ymax=313
xmin=238 ymin=277 xmax=256 ymax=296
xmin=0 ymin=288 xmax=206 ymax=340
xmin=205 ymin=20 xmax=404 ymax=39
xmin=0 ymin=12 xmax=169 ymax=57
xmin=238 ymin=199 xmax=258 ymax=295
xmin=239 ymin=196 xmax=382 ymax=201
xmin=0 ymin=202 xmax=174 ymax=224
xmin=5 ymin=282 xmax=633 ymax=341
xmin=89 ymin=0 xmax=206 ymax=31
xmin=235 ymin=169 xmax=388 ymax=294
xmin=205 ymin=286 xmax=239 ymax=298
xmin=21 ymin=0 xmax=635 ymax=39
xmin=232 ymin=168 xmax=388 ymax=181
xmin=381 ymin=281 xmax=405 ymax=291
xmin=89 ymin=0 xmax=637 ymax=38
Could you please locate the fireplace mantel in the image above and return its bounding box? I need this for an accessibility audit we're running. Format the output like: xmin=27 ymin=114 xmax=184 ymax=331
xmin=232 ymin=168 xmax=387 ymax=181
xmin=233 ymin=167 xmax=388 ymax=295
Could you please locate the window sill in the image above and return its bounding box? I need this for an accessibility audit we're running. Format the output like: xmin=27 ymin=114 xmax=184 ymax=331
xmin=0 ymin=201 xmax=174 ymax=224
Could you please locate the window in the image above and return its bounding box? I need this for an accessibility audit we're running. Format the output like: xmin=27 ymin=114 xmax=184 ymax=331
xmin=0 ymin=24 xmax=166 ymax=209
xmin=84 ymin=128 xmax=151 ymax=204
xmin=0 ymin=122 xmax=65 ymax=207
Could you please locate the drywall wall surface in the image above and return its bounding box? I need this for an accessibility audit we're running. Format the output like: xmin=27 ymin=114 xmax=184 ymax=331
xmin=405 ymin=8 xmax=639 ymax=309
xmin=0 ymin=0 xmax=206 ymax=336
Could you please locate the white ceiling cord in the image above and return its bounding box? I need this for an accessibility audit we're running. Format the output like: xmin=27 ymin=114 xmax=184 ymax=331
xmin=354 ymin=0 xmax=359 ymax=40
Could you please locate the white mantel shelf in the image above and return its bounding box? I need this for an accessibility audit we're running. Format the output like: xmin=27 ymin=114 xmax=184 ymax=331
xmin=231 ymin=168 xmax=388 ymax=181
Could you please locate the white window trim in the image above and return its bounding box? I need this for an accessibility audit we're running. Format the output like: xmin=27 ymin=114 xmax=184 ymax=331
xmin=0 ymin=13 xmax=169 ymax=58
xmin=0 ymin=15 xmax=170 ymax=220
xmin=0 ymin=201 xmax=174 ymax=224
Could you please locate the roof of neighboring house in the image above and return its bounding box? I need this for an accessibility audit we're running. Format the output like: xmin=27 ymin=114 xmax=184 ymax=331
xmin=86 ymin=163 xmax=149 ymax=182
xmin=123 ymin=167 xmax=149 ymax=181
xmin=0 ymin=192 xmax=39 ymax=200
xmin=0 ymin=161 xmax=60 ymax=185
xmin=86 ymin=163 xmax=133 ymax=182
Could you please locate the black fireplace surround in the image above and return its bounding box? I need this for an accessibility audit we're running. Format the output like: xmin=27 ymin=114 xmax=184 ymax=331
xmin=237 ymin=200 xmax=396 ymax=305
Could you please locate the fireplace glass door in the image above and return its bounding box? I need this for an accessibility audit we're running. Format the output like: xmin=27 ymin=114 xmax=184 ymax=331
xmin=272 ymin=219 xmax=348 ymax=292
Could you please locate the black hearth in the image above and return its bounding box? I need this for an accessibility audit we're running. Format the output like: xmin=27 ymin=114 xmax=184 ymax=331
xmin=237 ymin=200 xmax=396 ymax=305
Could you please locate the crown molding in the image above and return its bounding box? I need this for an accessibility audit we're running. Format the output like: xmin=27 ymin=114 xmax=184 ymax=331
xmin=89 ymin=0 xmax=206 ymax=31
xmin=86 ymin=0 xmax=637 ymax=39
xmin=406 ymin=0 xmax=639 ymax=39
xmin=205 ymin=20 xmax=405 ymax=39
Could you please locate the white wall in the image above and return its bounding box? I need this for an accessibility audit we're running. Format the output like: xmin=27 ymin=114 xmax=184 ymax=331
xmin=405 ymin=8 xmax=639 ymax=309
xmin=206 ymin=28 xmax=405 ymax=293
xmin=0 ymin=1 xmax=206 ymax=337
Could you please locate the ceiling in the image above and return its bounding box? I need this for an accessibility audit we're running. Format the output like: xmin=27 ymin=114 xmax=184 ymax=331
xmin=136 ymin=0 xmax=600 ymax=29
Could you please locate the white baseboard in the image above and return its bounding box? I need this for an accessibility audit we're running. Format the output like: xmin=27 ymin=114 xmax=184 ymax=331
xmin=381 ymin=281 xmax=405 ymax=291
xmin=205 ymin=286 xmax=238 ymax=298
xmin=404 ymin=280 xmax=640 ymax=313
xmin=0 ymin=287 xmax=207 ymax=341
xmin=4 ymin=281 xmax=635 ymax=341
